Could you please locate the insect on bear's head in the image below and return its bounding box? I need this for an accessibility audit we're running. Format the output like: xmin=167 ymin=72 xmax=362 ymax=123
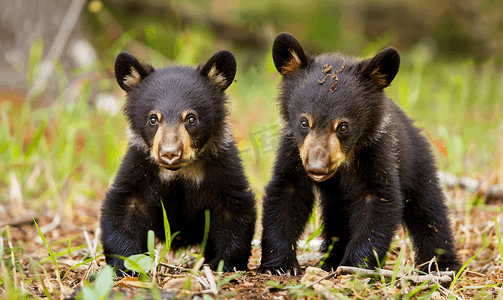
xmin=114 ymin=50 xmax=236 ymax=172
xmin=272 ymin=32 xmax=400 ymax=182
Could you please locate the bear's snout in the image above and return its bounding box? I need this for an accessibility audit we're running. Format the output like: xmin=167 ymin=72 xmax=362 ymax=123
xmin=159 ymin=145 xmax=182 ymax=168
xmin=300 ymin=132 xmax=342 ymax=182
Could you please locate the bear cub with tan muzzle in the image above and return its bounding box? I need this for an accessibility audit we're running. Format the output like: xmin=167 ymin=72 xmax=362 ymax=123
xmin=100 ymin=50 xmax=256 ymax=275
xmin=258 ymin=33 xmax=460 ymax=275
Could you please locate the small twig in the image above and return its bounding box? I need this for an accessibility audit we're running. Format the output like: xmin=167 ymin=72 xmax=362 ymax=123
xmin=304 ymin=271 xmax=337 ymax=288
xmin=203 ymin=265 xmax=218 ymax=295
xmin=80 ymin=260 xmax=99 ymax=287
xmin=150 ymin=248 xmax=159 ymax=285
xmin=189 ymin=290 xmax=216 ymax=296
xmin=158 ymin=262 xmax=192 ymax=273
xmin=159 ymin=274 xmax=188 ymax=279
xmin=82 ymin=229 xmax=94 ymax=258
xmin=8 ymin=172 xmax=23 ymax=205
xmin=26 ymin=164 xmax=43 ymax=189
xmin=195 ymin=275 xmax=210 ymax=290
xmin=92 ymin=228 xmax=100 ymax=257
xmin=336 ymin=266 xmax=454 ymax=286
xmin=438 ymin=282 xmax=463 ymax=300
xmin=192 ymin=257 xmax=205 ymax=273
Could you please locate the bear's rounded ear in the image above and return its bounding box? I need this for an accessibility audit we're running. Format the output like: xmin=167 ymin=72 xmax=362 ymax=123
xmin=198 ymin=50 xmax=236 ymax=91
xmin=358 ymin=47 xmax=400 ymax=89
xmin=114 ymin=52 xmax=155 ymax=92
xmin=272 ymin=32 xmax=313 ymax=75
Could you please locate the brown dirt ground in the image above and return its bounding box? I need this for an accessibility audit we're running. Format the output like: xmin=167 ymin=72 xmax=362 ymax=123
xmin=1 ymin=186 xmax=503 ymax=299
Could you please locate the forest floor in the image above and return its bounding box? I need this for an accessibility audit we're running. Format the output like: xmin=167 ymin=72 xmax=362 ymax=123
xmin=1 ymin=177 xmax=502 ymax=299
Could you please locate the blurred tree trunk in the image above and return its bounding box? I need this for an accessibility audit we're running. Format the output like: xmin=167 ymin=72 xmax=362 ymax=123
xmin=0 ymin=0 xmax=88 ymax=98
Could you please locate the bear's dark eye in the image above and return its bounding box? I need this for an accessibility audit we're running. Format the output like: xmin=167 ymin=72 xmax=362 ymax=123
xmin=187 ymin=115 xmax=197 ymax=125
xmin=149 ymin=115 xmax=158 ymax=126
xmin=300 ymin=118 xmax=310 ymax=129
xmin=338 ymin=123 xmax=349 ymax=133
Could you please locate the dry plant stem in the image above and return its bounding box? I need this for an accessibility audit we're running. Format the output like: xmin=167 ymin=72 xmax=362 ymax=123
xmin=80 ymin=260 xmax=99 ymax=287
xmin=192 ymin=257 xmax=205 ymax=273
xmin=336 ymin=266 xmax=453 ymax=285
xmin=158 ymin=262 xmax=192 ymax=273
xmin=153 ymin=250 xmax=159 ymax=285
xmin=304 ymin=271 xmax=337 ymax=288
xmin=203 ymin=266 xmax=218 ymax=295
xmin=82 ymin=228 xmax=96 ymax=258
xmin=203 ymin=265 xmax=218 ymax=295
xmin=196 ymin=275 xmax=210 ymax=290
xmin=8 ymin=171 xmax=23 ymax=205
xmin=92 ymin=228 xmax=100 ymax=256
xmin=190 ymin=290 xmax=215 ymax=296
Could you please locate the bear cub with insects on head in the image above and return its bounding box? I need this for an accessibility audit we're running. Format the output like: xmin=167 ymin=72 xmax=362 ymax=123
xmin=100 ymin=50 xmax=256 ymax=275
xmin=258 ymin=33 xmax=460 ymax=275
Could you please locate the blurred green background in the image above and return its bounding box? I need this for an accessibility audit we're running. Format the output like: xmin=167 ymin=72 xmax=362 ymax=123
xmin=1 ymin=0 xmax=502 ymax=217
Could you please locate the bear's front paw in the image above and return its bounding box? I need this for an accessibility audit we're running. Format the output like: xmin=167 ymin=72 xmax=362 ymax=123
xmin=257 ymin=261 xmax=302 ymax=276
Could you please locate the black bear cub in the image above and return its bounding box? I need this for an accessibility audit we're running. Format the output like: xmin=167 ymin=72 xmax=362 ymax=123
xmin=258 ymin=33 xmax=459 ymax=275
xmin=101 ymin=50 xmax=256 ymax=275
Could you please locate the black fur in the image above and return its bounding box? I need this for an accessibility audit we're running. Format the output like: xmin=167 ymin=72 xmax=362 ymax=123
xmin=197 ymin=50 xmax=236 ymax=90
xmin=101 ymin=50 xmax=256 ymax=275
xmin=272 ymin=33 xmax=313 ymax=74
xmin=258 ymin=33 xmax=459 ymax=275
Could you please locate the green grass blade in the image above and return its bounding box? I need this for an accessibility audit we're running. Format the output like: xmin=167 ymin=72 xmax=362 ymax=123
xmin=216 ymin=260 xmax=225 ymax=273
xmin=303 ymin=226 xmax=323 ymax=252
xmin=333 ymin=292 xmax=351 ymax=300
xmin=0 ymin=229 xmax=4 ymax=269
xmin=33 ymin=218 xmax=60 ymax=280
xmin=450 ymin=234 xmax=489 ymax=291
xmin=391 ymin=246 xmax=405 ymax=286
xmin=416 ymin=283 xmax=439 ymax=300
xmin=25 ymin=118 xmax=47 ymax=157
xmin=407 ymin=280 xmax=434 ymax=300
xmin=61 ymin=255 xmax=104 ymax=280
xmin=147 ymin=230 xmax=155 ymax=259
xmin=124 ymin=254 xmax=152 ymax=274
xmin=495 ymin=217 xmax=503 ymax=265
xmin=94 ymin=266 xmax=114 ymax=300
xmin=41 ymin=244 xmax=87 ymax=264
xmin=27 ymin=39 xmax=44 ymax=90
xmin=196 ymin=210 xmax=211 ymax=263
xmin=373 ymin=249 xmax=386 ymax=284
xmin=160 ymin=200 xmax=171 ymax=260
xmin=29 ymin=257 xmax=53 ymax=300
xmin=317 ymin=237 xmax=337 ymax=267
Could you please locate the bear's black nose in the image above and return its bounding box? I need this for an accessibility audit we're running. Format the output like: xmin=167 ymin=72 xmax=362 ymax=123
xmin=305 ymin=162 xmax=329 ymax=175
xmin=159 ymin=146 xmax=182 ymax=165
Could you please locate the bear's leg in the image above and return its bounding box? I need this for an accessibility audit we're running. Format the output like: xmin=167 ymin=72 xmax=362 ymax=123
xmin=205 ymin=194 xmax=256 ymax=271
xmin=337 ymin=194 xmax=403 ymax=270
xmin=316 ymin=188 xmax=351 ymax=271
xmin=403 ymin=180 xmax=460 ymax=272
xmin=258 ymin=164 xmax=315 ymax=275
xmin=100 ymin=191 xmax=158 ymax=276
xmin=259 ymin=179 xmax=314 ymax=275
